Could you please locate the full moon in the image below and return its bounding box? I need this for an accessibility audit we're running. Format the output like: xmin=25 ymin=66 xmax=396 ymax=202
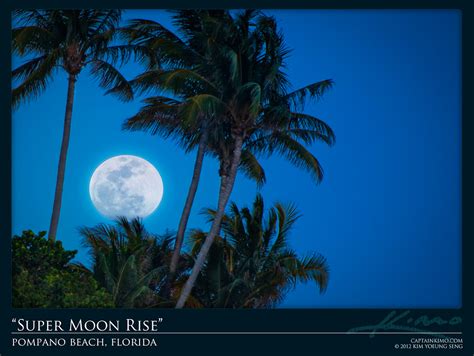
xmin=89 ymin=155 xmax=164 ymax=219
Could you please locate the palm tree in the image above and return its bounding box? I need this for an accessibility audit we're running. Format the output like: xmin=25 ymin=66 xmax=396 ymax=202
xmin=174 ymin=10 xmax=335 ymax=307
xmin=79 ymin=217 xmax=180 ymax=307
xmin=118 ymin=13 xmax=267 ymax=283
xmin=181 ymin=194 xmax=329 ymax=308
xmin=12 ymin=10 xmax=149 ymax=241
xmin=113 ymin=11 xmax=334 ymax=308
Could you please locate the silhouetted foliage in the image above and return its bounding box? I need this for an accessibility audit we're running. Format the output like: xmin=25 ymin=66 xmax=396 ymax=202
xmin=12 ymin=230 xmax=113 ymax=308
xmin=11 ymin=10 xmax=148 ymax=241
xmin=181 ymin=195 xmax=329 ymax=308
xmin=12 ymin=10 xmax=334 ymax=309
xmin=79 ymin=217 xmax=191 ymax=307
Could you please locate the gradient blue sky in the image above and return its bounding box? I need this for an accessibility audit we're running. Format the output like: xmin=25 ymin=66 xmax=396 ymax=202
xmin=12 ymin=10 xmax=462 ymax=308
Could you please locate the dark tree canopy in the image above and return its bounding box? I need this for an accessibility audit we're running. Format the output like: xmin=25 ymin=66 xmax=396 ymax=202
xmin=182 ymin=194 xmax=329 ymax=308
xmin=12 ymin=230 xmax=113 ymax=308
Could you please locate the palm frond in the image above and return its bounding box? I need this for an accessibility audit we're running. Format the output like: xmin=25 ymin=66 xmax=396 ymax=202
xmin=235 ymin=82 xmax=262 ymax=118
xmin=12 ymin=25 xmax=56 ymax=56
xmin=192 ymin=194 xmax=328 ymax=308
xmin=285 ymin=79 xmax=334 ymax=110
xmin=296 ymin=253 xmax=329 ymax=293
xmin=96 ymin=44 xmax=154 ymax=68
xmin=89 ymin=59 xmax=133 ymax=101
xmin=87 ymin=10 xmax=122 ymax=38
xmin=12 ymin=9 xmax=130 ymax=105
xmin=238 ymin=150 xmax=266 ymax=187
xmin=121 ymin=18 xmax=196 ymax=67
xmin=288 ymin=112 xmax=336 ymax=145
xmin=269 ymin=202 xmax=300 ymax=255
xmin=12 ymin=50 xmax=60 ymax=108
xmin=12 ymin=55 xmax=51 ymax=81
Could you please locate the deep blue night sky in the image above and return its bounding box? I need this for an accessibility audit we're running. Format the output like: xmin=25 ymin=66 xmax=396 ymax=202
xmin=12 ymin=10 xmax=461 ymax=308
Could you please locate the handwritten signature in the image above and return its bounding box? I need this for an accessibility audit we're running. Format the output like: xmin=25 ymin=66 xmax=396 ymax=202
xmin=347 ymin=310 xmax=462 ymax=338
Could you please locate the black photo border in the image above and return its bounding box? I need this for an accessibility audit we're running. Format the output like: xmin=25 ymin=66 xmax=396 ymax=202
xmin=0 ymin=1 xmax=472 ymax=355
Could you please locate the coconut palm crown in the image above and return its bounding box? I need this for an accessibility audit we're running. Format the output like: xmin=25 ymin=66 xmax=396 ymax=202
xmin=12 ymin=10 xmax=151 ymax=241
xmin=185 ymin=194 xmax=329 ymax=308
xmin=161 ymin=10 xmax=335 ymax=307
xmin=79 ymin=217 xmax=187 ymax=307
xmin=110 ymin=11 xmax=334 ymax=307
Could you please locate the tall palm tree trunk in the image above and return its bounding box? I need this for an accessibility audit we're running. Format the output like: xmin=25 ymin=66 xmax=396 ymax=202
xmin=170 ymin=132 xmax=207 ymax=275
xmin=48 ymin=74 xmax=77 ymax=242
xmin=162 ymin=133 xmax=207 ymax=300
xmin=176 ymin=136 xmax=243 ymax=308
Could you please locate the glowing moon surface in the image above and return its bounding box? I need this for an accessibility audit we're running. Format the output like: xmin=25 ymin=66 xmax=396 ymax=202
xmin=89 ymin=155 xmax=164 ymax=219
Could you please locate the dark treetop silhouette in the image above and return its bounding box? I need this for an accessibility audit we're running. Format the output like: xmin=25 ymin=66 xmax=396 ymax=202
xmin=111 ymin=10 xmax=335 ymax=307
xmin=12 ymin=10 xmax=460 ymax=308
xmin=184 ymin=194 xmax=329 ymax=308
xmin=12 ymin=10 xmax=152 ymax=241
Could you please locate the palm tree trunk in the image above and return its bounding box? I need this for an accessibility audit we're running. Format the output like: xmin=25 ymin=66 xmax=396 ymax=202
xmin=162 ymin=132 xmax=207 ymax=300
xmin=175 ymin=136 xmax=244 ymax=308
xmin=170 ymin=132 xmax=207 ymax=275
xmin=48 ymin=74 xmax=77 ymax=242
